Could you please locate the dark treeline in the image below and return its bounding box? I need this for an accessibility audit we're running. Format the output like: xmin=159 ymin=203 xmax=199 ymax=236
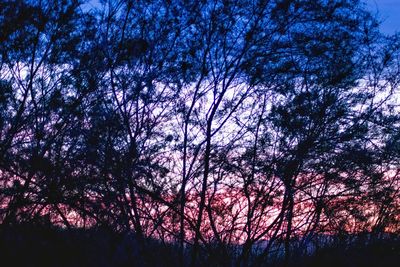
xmin=0 ymin=0 xmax=400 ymax=266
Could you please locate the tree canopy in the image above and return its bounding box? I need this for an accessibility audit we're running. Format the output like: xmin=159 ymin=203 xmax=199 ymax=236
xmin=0 ymin=0 xmax=399 ymax=266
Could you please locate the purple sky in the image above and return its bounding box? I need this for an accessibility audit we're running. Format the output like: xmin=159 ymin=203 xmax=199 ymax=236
xmin=366 ymin=0 xmax=400 ymax=34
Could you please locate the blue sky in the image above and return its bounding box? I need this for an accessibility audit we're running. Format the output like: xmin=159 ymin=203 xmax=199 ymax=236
xmin=366 ymin=0 xmax=400 ymax=34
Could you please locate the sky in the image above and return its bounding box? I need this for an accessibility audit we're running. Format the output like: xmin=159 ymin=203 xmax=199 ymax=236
xmin=81 ymin=1 xmax=399 ymax=34
xmin=366 ymin=0 xmax=400 ymax=34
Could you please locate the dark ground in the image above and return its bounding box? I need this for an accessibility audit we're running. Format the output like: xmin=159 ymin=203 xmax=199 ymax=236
xmin=0 ymin=225 xmax=399 ymax=267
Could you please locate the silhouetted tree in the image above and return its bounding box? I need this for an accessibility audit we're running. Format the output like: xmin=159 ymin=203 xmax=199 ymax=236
xmin=0 ymin=1 xmax=399 ymax=267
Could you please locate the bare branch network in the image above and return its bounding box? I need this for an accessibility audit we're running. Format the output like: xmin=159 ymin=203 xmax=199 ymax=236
xmin=0 ymin=0 xmax=399 ymax=266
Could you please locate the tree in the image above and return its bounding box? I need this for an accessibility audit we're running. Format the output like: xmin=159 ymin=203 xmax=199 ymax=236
xmin=0 ymin=1 xmax=399 ymax=267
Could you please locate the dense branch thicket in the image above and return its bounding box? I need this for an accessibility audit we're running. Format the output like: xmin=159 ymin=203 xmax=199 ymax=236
xmin=0 ymin=0 xmax=399 ymax=266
